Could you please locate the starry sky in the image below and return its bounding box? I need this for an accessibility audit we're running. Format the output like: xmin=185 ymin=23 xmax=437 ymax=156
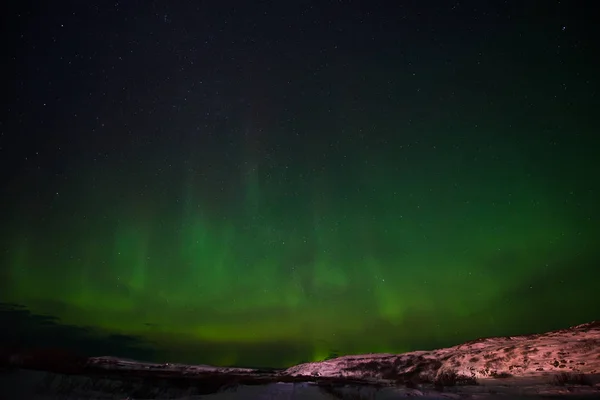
xmin=1 ymin=1 xmax=599 ymax=368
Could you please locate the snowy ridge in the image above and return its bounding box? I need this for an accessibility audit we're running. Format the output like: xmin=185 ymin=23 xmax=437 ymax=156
xmin=86 ymin=356 xmax=257 ymax=375
xmin=284 ymin=321 xmax=600 ymax=383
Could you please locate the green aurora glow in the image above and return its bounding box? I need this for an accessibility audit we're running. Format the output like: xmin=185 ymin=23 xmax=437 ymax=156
xmin=3 ymin=129 xmax=599 ymax=367
xmin=2 ymin=1 xmax=599 ymax=368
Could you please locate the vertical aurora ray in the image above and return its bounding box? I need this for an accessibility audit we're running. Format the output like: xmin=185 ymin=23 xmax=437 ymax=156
xmin=113 ymin=225 xmax=149 ymax=295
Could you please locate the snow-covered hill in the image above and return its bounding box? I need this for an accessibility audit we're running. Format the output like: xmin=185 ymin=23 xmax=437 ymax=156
xmin=285 ymin=321 xmax=600 ymax=386
xmin=1 ymin=321 xmax=599 ymax=399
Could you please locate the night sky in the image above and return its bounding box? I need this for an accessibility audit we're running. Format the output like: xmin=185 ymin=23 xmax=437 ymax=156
xmin=1 ymin=1 xmax=599 ymax=368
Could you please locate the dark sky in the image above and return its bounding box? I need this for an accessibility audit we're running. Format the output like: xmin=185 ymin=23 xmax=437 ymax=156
xmin=1 ymin=0 xmax=599 ymax=368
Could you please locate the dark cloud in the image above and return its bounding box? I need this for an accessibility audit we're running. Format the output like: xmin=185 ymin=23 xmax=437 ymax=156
xmin=0 ymin=303 xmax=155 ymax=361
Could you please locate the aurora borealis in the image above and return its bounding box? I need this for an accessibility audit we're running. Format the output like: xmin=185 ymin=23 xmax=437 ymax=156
xmin=2 ymin=1 xmax=599 ymax=368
